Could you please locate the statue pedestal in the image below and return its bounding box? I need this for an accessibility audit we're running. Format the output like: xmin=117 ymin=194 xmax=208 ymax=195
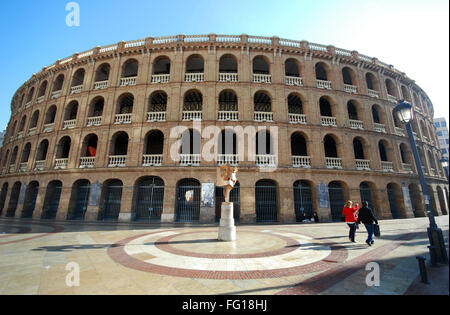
xmin=218 ymin=202 xmax=236 ymax=242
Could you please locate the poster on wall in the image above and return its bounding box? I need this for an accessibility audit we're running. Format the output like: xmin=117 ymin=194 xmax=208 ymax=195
xmin=201 ymin=183 xmax=215 ymax=207
xmin=318 ymin=182 xmax=330 ymax=208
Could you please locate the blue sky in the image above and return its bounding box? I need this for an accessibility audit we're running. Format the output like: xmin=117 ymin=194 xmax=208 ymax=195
xmin=0 ymin=0 xmax=448 ymax=130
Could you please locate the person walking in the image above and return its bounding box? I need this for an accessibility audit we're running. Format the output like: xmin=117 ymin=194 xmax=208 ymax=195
xmin=342 ymin=201 xmax=359 ymax=242
xmin=357 ymin=201 xmax=378 ymax=246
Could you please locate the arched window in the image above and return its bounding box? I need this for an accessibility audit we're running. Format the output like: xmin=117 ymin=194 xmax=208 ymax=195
xmin=65 ymin=101 xmax=78 ymax=121
xmin=320 ymin=97 xmax=333 ymax=117
xmin=219 ymin=54 xmax=237 ymax=73
xmin=353 ymin=137 xmax=366 ymax=160
xmin=153 ymin=56 xmax=171 ymax=75
xmin=122 ymin=59 xmax=139 ymax=78
xmin=315 ymin=62 xmax=328 ymax=81
xmin=21 ymin=143 xmax=32 ymax=164
xmin=21 ymin=181 xmax=39 ymax=218
xmin=71 ymin=69 xmax=85 ymax=88
xmin=133 ymin=176 xmax=165 ymax=222
xmin=291 ymin=132 xmax=308 ymax=156
xmin=254 ymin=91 xmax=271 ymax=112
xmin=110 ymin=132 xmax=129 ymax=156
xmin=253 ymin=56 xmax=270 ymax=75
xmin=378 ymin=141 xmax=389 ymax=162
xmin=385 ymin=79 xmax=397 ymax=97
xmin=186 ymin=55 xmax=204 ymax=73
xmin=175 ymin=178 xmax=201 ymax=222
xmin=67 ymin=179 xmax=91 ymax=220
xmin=288 ymin=93 xmax=303 ymax=114
xmin=366 ymin=72 xmax=380 ymax=93
xmin=94 ymin=63 xmax=110 ymax=82
xmin=36 ymin=140 xmax=49 ymax=161
xmin=29 ymin=111 xmax=39 ymax=130
xmin=342 ymin=67 xmax=354 ymax=85
xmin=183 ymin=90 xmax=203 ymax=121
xmin=37 ymin=81 xmax=47 ymax=99
xmin=347 ymin=101 xmax=358 ymax=121
xmin=324 ymin=135 xmax=338 ymax=158
xmin=99 ymin=179 xmax=123 ymax=221
xmin=52 ymin=74 xmax=64 ymax=92
xmin=285 ymin=59 xmax=300 ymax=77
xmin=26 ymin=87 xmax=35 ymax=104
xmin=148 ymin=91 xmax=167 ymax=113
xmin=41 ymin=181 xmax=63 ymax=220
xmin=88 ymin=97 xmax=104 ymax=122
xmin=56 ymin=136 xmax=71 ymax=159
xmin=144 ymin=130 xmax=164 ymax=155
xmin=255 ymin=179 xmax=278 ymax=223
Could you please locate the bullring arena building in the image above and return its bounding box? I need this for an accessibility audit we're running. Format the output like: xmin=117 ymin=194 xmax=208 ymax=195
xmin=0 ymin=34 xmax=448 ymax=224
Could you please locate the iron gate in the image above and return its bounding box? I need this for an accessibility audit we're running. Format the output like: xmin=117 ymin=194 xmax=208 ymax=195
xmin=387 ymin=186 xmax=399 ymax=219
xmin=134 ymin=178 xmax=165 ymax=222
xmin=360 ymin=183 xmax=375 ymax=211
xmin=294 ymin=182 xmax=314 ymax=222
xmin=255 ymin=182 xmax=278 ymax=223
xmin=175 ymin=180 xmax=201 ymax=223
xmin=329 ymin=184 xmax=345 ymax=222
xmin=215 ymin=184 xmax=240 ymax=222
xmin=21 ymin=185 xmax=39 ymax=218
xmin=102 ymin=185 xmax=123 ymax=220
xmin=42 ymin=185 xmax=62 ymax=219
xmin=6 ymin=183 xmax=21 ymax=217
xmin=69 ymin=185 xmax=90 ymax=220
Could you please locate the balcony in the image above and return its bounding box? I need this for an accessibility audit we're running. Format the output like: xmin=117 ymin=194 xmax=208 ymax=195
xmin=374 ymin=123 xmax=387 ymax=133
xmin=120 ymin=77 xmax=137 ymax=87
xmin=395 ymin=127 xmax=405 ymax=137
xmin=8 ymin=164 xmax=15 ymax=173
xmin=388 ymin=94 xmax=397 ymax=103
xmin=87 ymin=116 xmax=102 ymax=127
xmin=326 ymin=157 xmax=343 ymax=169
xmin=142 ymin=154 xmax=163 ymax=167
xmin=51 ymin=90 xmax=61 ymax=99
xmin=402 ymin=163 xmax=413 ymax=173
xmin=17 ymin=131 xmax=23 ymax=139
xmin=349 ymin=120 xmax=364 ymax=130
xmin=180 ymin=154 xmax=201 ymax=166
xmin=217 ymin=154 xmax=239 ymax=166
xmin=54 ymin=158 xmax=68 ymax=170
xmin=185 ymin=73 xmax=204 ymax=82
xmin=292 ymin=156 xmax=311 ymax=168
xmin=63 ymin=120 xmax=76 ymax=130
xmin=25 ymin=102 xmax=32 ymax=109
xmin=70 ymin=85 xmax=83 ymax=94
xmin=43 ymin=123 xmax=54 ymax=133
xmin=108 ymin=155 xmax=126 ymax=168
xmin=147 ymin=112 xmax=166 ymax=122
xmin=285 ymin=76 xmax=303 ymax=86
xmin=182 ymin=111 xmax=202 ymax=121
xmin=355 ymin=159 xmax=371 ymax=171
xmin=368 ymin=89 xmax=379 ymax=98
xmin=321 ymin=116 xmax=337 ymax=127
xmin=94 ymin=80 xmax=109 ymax=90
xmin=289 ymin=114 xmax=307 ymax=124
xmin=34 ymin=160 xmax=45 ymax=171
xmin=256 ymin=155 xmax=277 ymax=167
xmin=344 ymin=84 xmax=357 ymax=94
xmin=253 ymin=74 xmax=271 ymax=84
xmin=114 ymin=114 xmax=132 ymax=124
xmin=381 ymin=161 xmax=394 ymax=172
xmin=218 ymin=111 xmax=238 ymax=122
xmin=79 ymin=157 xmax=95 ymax=168
xmin=36 ymin=96 xmax=45 ymax=104
xmin=219 ymin=73 xmax=238 ymax=82
xmin=151 ymin=74 xmax=170 ymax=84
xmin=316 ymin=80 xmax=332 ymax=90
xmin=254 ymin=112 xmax=273 ymax=122
xmin=19 ymin=162 xmax=27 ymax=173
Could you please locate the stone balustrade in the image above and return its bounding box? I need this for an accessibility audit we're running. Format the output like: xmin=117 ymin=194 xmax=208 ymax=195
xmin=326 ymin=157 xmax=343 ymax=169
xmin=120 ymin=77 xmax=137 ymax=86
xmin=349 ymin=120 xmax=364 ymax=130
xmin=108 ymin=155 xmax=127 ymax=167
xmin=179 ymin=154 xmax=201 ymax=166
xmin=114 ymin=114 xmax=132 ymax=124
xmin=292 ymin=156 xmax=311 ymax=168
xmin=381 ymin=161 xmax=394 ymax=172
xmin=256 ymin=155 xmax=277 ymax=167
xmin=254 ymin=112 xmax=274 ymax=122
xmin=217 ymin=154 xmax=239 ymax=166
xmin=94 ymin=80 xmax=109 ymax=90
xmin=218 ymin=111 xmax=238 ymax=122
xmin=316 ymin=80 xmax=332 ymax=90
xmin=185 ymin=73 xmax=204 ymax=82
xmin=142 ymin=154 xmax=163 ymax=167
xmin=151 ymin=74 xmax=170 ymax=84
xmin=182 ymin=111 xmax=202 ymax=121
xmin=356 ymin=159 xmax=371 ymax=170
xmin=285 ymin=76 xmax=303 ymax=86
xmin=253 ymin=74 xmax=271 ymax=84
xmin=321 ymin=116 xmax=337 ymax=127
xmin=219 ymin=73 xmax=238 ymax=82
xmin=87 ymin=116 xmax=102 ymax=127
xmin=54 ymin=158 xmax=68 ymax=169
xmin=79 ymin=157 xmax=95 ymax=168
xmin=289 ymin=114 xmax=307 ymax=124
xmin=344 ymin=84 xmax=357 ymax=94
xmin=147 ymin=112 xmax=166 ymax=122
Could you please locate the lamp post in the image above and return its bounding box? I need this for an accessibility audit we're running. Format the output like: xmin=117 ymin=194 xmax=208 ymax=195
xmin=440 ymin=157 xmax=449 ymax=180
xmin=393 ymin=100 xmax=448 ymax=265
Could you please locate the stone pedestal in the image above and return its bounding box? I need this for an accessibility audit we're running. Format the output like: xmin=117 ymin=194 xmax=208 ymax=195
xmin=218 ymin=202 xmax=236 ymax=242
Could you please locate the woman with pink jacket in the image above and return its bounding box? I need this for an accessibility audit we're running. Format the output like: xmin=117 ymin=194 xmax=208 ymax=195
xmin=342 ymin=200 xmax=359 ymax=242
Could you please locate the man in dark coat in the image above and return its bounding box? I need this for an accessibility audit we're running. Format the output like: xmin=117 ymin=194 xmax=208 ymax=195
xmin=357 ymin=201 xmax=378 ymax=246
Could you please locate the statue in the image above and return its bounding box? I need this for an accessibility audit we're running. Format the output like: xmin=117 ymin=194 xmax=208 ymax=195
xmin=216 ymin=163 xmax=238 ymax=203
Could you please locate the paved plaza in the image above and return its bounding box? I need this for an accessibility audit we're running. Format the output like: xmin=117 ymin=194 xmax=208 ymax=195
xmin=0 ymin=216 xmax=448 ymax=295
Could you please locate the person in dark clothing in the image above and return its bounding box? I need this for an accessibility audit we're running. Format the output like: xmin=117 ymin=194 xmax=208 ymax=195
xmin=357 ymin=201 xmax=378 ymax=246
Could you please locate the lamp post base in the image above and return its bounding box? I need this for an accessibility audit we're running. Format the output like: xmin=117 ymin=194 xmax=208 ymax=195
xmin=427 ymin=226 xmax=449 ymax=265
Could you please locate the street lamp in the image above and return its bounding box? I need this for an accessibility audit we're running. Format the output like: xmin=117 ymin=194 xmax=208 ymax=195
xmin=440 ymin=157 xmax=449 ymax=180
xmin=394 ymin=100 xmax=448 ymax=265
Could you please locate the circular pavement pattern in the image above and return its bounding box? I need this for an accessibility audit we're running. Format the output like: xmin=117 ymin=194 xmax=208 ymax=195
xmin=108 ymin=229 xmax=348 ymax=280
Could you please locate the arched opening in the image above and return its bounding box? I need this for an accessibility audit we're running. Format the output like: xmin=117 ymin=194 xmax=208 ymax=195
xmin=256 ymin=130 xmax=274 ymax=155
xmin=347 ymin=101 xmax=359 ymax=120
xmin=71 ymin=69 xmax=85 ymax=87
xmin=64 ymin=101 xmax=78 ymax=123
xmin=365 ymin=72 xmax=379 ymax=91
xmin=253 ymin=56 xmax=270 ymax=75
xmin=26 ymin=88 xmax=35 ymax=104
xmin=41 ymin=181 xmax=63 ymax=220
xmin=117 ymin=93 xmax=134 ymax=114
xmin=409 ymin=184 xmax=424 ymax=217
xmin=36 ymin=140 xmax=49 ymax=161
xmin=56 ymin=136 xmax=71 ymax=159
xmin=401 ymin=86 xmax=411 ymax=102
xmin=399 ymin=143 xmax=412 ymax=164
xmin=30 ymin=111 xmax=39 ymax=129
xmin=186 ymin=55 xmax=204 ymax=73
xmin=320 ymin=97 xmax=333 ymax=117
xmin=254 ymin=91 xmax=271 ymax=113
xmin=0 ymin=183 xmax=9 ymax=216
xmin=81 ymin=134 xmax=98 ymax=158
xmin=285 ymin=59 xmax=300 ymax=77
xmin=10 ymin=146 xmax=18 ymax=169
xmin=215 ymin=181 xmax=240 ymax=222
xmin=52 ymin=74 xmax=64 ymax=92
xmin=342 ymin=67 xmax=355 ymax=85
xmin=88 ymin=97 xmax=104 ymax=118
xmin=149 ymin=91 xmax=168 ymax=113
xmin=291 ymin=132 xmax=308 ymax=165
xmin=359 ymin=182 xmax=376 ymax=214
xmin=183 ymin=90 xmax=203 ymax=120
xmin=315 ymin=62 xmax=328 ymax=81
xmin=378 ymin=140 xmax=390 ymax=162
xmin=427 ymin=185 xmax=439 ymax=216
xmin=324 ymin=135 xmax=338 ymax=158
xmin=20 ymin=143 xmax=32 ymax=164
xmin=133 ymin=176 xmax=165 ymax=222
xmin=294 ymin=180 xmax=314 ymax=222
xmin=122 ymin=59 xmax=139 ymax=78
xmin=385 ymin=79 xmax=397 ymax=97
xmin=6 ymin=182 xmax=21 ymax=217
xmin=153 ymin=56 xmax=171 ymax=75
xmin=180 ymin=129 xmax=201 ymax=166
xmin=144 ymin=130 xmax=164 ymax=165
xmin=436 ymin=187 xmax=448 ymax=215
xmin=67 ymin=179 xmax=91 ymax=220
xmin=219 ymin=90 xmax=238 ymax=112
xmin=353 ymin=137 xmax=366 ymax=160
xmin=110 ymin=132 xmax=129 ymax=156
xmin=255 ymin=179 xmax=278 ymax=223
xmin=45 ymin=106 xmax=57 ymax=125
xmin=288 ymin=93 xmax=303 ymax=115
xmin=38 ymin=81 xmax=47 ymax=99
xmin=175 ymin=178 xmax=201 ymax=222
xmin=21 ymin=181 xmax=39 ymax=218
xmin=99 ymin=179 xmax=123 ymax=221
xmin=329 ymin=181 xmax=346 ymax=222
xmin=218 ymin=129 xmax=238 ymax=164
xmin=387 ymin=183 xmax=403 ymax=219
xmin=18 ymin=115 xmax=27 ymax=133
xmin=219 ymin=54 xmax=238 ymax=73
xmin=94 ymin=63 xmax=110 ymax=83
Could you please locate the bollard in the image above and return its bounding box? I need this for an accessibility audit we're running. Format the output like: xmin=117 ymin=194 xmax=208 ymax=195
xmin=428 ymin=246 xmax=438 ymax=267
xmin=416 ymin=256 xmax=430 ymax=284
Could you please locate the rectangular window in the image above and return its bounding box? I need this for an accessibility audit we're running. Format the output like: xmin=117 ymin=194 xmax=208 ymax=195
xmin=442 ymin=149 xmax=448 ymax=154
xmin=437 ymin=131 xmax=443 ymax=137
xmin=442 ymin=122 xmax=447 ymax=127
xmin=435 ymin=122 xmax=441 ymax=127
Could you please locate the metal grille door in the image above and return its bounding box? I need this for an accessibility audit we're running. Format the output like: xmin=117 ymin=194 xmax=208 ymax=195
xmin=294 ymin=183 xmax=313 ymax=222
xmin=329 ymin=185 xmax=345 ymax=222
xmin=102 ymin=185 xmax=123 ymax=220
xmin=176 ymin=181 xmax=201 ymax=223
xmin=42 ymin=185 xmax=62 ymax=219
xmin=255 ymin=183 xmax=278 ymax=223
xmin=387 ymin=186 xmax=399 ymax=219
xmin=22 ymin=185 xmax=39 ymax=218
xmin=360 ymin=184 xmax=375 ymax=211
xmin=215 ymin=185 xmax=240 ymax=222
xmin=135 ymin=180 xmax=165 ymax=222
xmin=70 ymin=185 xmax=90 ymax=220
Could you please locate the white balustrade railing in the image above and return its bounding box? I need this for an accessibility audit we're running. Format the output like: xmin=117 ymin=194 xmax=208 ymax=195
xmin=25 ymin=102 xmax=31 ymax=109
xmin=289 ymin=113 xmax=307 ymax=124
xmin=402 ymin=163 xmax=413 ymax=173
xmin=395 ymin=127 xmax=405 ymax=136
xmin=151 ymin=74 xmax=170 ymax=84
xmin=374 ymin=123 xmax=387 ymax=133
xmin=142 ymin=154 xmax=163 ymax=166
xmin=256 ymin=155 xmax=277 ymax=167
xmin=430 ymin=168 xmax=436 ymax=176
xmin=114 ymin=114 xmax=132 ymax=124
xmin=43 ymin=123 xmax=54 ymax=133
xmin=248 ymin=36 xmax=272 ymax=45
xmin=349 ymin=120 xmax=364 ymax=130
xmin=219 ymin=73 xmax=238 ymax=82
xmin=217 ymin=154 xmax=239 ymax=166
xmin=182 ymin=111 xmax=202 ymax=121
xmin=19 ymin=162 xmax=28 ymax=172
xmin=51 ymin=90 xmax=61 ymax=99
xmin=316 ymin=80 xmax=332 ymax=89
xmin=70 ymin=85 xmax=83 ymax=94
xmin=285 ymin=76 xmax=303 ymax=86
xmin=8 ymin=164 xmax=15 ymax=173
xmin=54 ymin=158 xmax=68 ymax=169
xmin=321 ymin=116 xmax=337 ymax=127
xmin=147 ymin=112 xmax=166 ymax=122
xmin=253 ymin=74 xmax=271 ymax=84
xmin=17 ymin=131 xmax=23 ymax=139
xmin=79 ymin=157 xmax=95 ymax=168
xmin=34 ymin=160 xmax=45 ymax=171
xmin=388 ymin=94 xmax=397 ymax=103
xmin=179 ymin=154 xmax=201 ymax=166
xmin=185 ymin=73 xmax=204 ymax=82
xmin=28 ymin=127 xmax=37 ymax=136
xmin=63 ymin=120 xmax=76 ymax=129
xmin=368 ymin=89 xmax=379 ymax=98
xmin=326 ymin=157 xmax=343 ymax=169
xmin=309 ymin=43 xmax=328 ymax=52
xmin=355 ymin=159 xmax=371 ymax=170
xmin=36 ymin=96 xmax=45 ymax=104
xmin=94 ymin=80 xmax=108 ymax=90
xmin=87 ymin=116 xmax=102 ymax=127
xmin=254 ymin=112 xmax=274 ymax=122
xmin=108 ymin=155 xmax=127 ymax=167
xmin=292 ymin=156 xmax=311 ymax=168
xmin=120 ymin=77 xmax=137 ymax=86
xmin=218 ymin=111 xmax=238 ymax=121
xmin=381 ymin=161 xmax=394 ymax=172
xmin=344 ymin=84 xmax=357 ymax=94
